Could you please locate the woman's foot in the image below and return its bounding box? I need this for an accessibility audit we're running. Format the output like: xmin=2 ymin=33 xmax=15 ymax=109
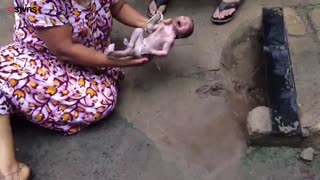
xmin=148 ymin=0 xmax=169 ymax=17
xmin=0 ymin=162 xmax=31 ymax=180
xmin=211 ymin=0 xmax=243 ymax=25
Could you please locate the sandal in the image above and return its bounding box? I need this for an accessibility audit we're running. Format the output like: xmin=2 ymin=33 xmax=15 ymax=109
xmin=0 ymin=163 xmax=31 ymax=180
xmin=211 ymin=0 xmax=244 ymax=25
xmin=147 ymin=0 xmax=170 ymax=18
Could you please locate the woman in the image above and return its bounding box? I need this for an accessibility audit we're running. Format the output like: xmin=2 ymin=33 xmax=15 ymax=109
xmin=148 ymin=0 xmax=243 ymax=24
xmin=0 ymin=0 xmax=158 ymax=179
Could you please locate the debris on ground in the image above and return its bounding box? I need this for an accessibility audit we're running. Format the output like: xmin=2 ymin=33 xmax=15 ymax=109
xmin=300 ymin=147 xmax=315 ymax=161
xmin=195 ymin=82 xmax=225 ymax=96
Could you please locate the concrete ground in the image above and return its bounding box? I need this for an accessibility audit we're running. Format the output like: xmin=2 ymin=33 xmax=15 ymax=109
xmin=1 ymin=0 xmax=320 ymax=180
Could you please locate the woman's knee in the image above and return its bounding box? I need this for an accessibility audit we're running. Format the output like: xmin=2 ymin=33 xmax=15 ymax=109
xmin=86 ymin=91 xmax=118 ymax=122
xmin=94 ymin=101 xmax=117 ymax=121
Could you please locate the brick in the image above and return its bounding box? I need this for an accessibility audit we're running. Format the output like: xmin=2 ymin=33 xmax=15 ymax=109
xmin=247 ymin=106 xmax=272 ymax=138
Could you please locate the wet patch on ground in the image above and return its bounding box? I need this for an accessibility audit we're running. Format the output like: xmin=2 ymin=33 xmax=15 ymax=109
xmin=219 ymin=22 xmax=269 ymax=138
xmin=241 ymin=147 xmax=320 ymax=180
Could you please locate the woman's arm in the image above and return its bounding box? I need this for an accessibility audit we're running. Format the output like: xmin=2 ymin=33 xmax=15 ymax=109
xmin=111 ymin=0 xmax=149 ymax=29
xmin=36 ymin=25 xmax=148 ymax=67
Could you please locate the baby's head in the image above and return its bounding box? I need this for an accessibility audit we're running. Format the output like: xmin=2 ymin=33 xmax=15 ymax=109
xmin=172 ymin=16 xmax=194 ymax=39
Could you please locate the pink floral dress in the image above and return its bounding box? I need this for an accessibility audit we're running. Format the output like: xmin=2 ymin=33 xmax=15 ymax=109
xmin=0 ymin=0 xmax=124 ymax=135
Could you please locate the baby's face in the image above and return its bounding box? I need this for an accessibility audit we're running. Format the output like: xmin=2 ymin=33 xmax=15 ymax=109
xmin=173 ymin=16 xmax=193 ymax=37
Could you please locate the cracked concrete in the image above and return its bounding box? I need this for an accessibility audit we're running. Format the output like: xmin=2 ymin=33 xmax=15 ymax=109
xmin=1 ymin=0 xmax=320 ymax=180
xmin=308 ymin=7 xmax=320 ymax=40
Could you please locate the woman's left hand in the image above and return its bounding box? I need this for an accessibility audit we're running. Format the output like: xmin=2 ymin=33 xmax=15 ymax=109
xmin=145 ymin=18 xmax=172 ymax=33
xmin=111 ymin=0 xmax=149 ymax=29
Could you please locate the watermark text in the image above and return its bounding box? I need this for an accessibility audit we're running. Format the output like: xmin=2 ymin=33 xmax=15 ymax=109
xmin=7 ymin=6 xmax=39 ymax=13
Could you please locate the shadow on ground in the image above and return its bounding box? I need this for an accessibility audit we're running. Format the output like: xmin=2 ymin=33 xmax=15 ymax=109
xmin=12 ymin=112 xmax=185 ymax=180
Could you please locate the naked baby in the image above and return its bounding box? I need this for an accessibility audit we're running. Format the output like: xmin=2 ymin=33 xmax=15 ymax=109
xmin=107 ymin=16 xmax=194 ymax=58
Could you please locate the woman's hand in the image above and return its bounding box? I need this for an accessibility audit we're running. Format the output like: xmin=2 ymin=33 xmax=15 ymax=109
xmin=36 ymin=25 xmax=150 ymax=68
xmin=109 ymin=56 xmax=150 ymax=67
xmin=145 ymin=18 xmax=172 ymax=33
xmin=111 ymin=0 xmax=149 ymax=29
xmin=111 ymin=1 xmax=172 ymax=30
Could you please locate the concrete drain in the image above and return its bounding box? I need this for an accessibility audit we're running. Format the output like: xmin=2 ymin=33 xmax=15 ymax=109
xmin=219 ymin=7 xmax=320 ymax=147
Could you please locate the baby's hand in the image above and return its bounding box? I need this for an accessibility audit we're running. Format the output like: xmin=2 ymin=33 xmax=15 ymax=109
xmin=162 ymin=18 xmax=172 ymax=25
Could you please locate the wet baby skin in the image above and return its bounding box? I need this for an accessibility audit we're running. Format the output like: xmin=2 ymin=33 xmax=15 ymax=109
xmin=107 ymin=16 xmax=194 ymax=58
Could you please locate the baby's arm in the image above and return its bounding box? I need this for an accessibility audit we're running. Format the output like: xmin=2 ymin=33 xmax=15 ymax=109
xmin=149 ymin=41 xmax=174 ymax=56
xmin=146 ymin=24 xmax=161 ymax=33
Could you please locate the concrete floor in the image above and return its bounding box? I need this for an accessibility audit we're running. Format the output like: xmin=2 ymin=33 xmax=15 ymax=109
xmin=1 ymin=0 xmax=320 ymax=180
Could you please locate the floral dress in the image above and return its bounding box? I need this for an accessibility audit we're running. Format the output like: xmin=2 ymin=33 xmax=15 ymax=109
xmin=0 ymin=0 xmax=124 ymax=135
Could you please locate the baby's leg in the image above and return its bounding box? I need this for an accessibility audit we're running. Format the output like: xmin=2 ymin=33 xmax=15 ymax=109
xmin=108 ymin=28 xmax=145 ymax=57
xmin=112 ymin=39 xmax=144 ymax=57
xmin=125 ymin=28 xmax=144 ymax=48
xmin=107 ymin=43 xmax=134 ymax=57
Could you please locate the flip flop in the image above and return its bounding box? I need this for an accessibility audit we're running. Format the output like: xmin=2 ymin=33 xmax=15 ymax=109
xmin=211 ymin=0 xmax=244 ymax=25
xmin=147 ymin=0 xmax=170 ymax=18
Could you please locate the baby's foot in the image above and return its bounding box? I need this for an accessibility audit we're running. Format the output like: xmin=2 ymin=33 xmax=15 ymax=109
xmin=123 ymin=38 xmax=134 ymax=48
xmin=125 ymin=47 xmax=135 ymax=56
xmin=123 ymin=38 xmax=129 ymax=46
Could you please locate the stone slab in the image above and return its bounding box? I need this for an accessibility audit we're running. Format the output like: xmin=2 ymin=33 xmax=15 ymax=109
xmin=284 ymin=7 xmax=306 ymax=36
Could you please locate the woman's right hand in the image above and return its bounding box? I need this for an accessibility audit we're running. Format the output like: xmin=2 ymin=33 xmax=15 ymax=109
xmin=37 ymin=25 xmax=150 ymax=68
xmin=112 ymin=56 xmax=150 ymax=67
